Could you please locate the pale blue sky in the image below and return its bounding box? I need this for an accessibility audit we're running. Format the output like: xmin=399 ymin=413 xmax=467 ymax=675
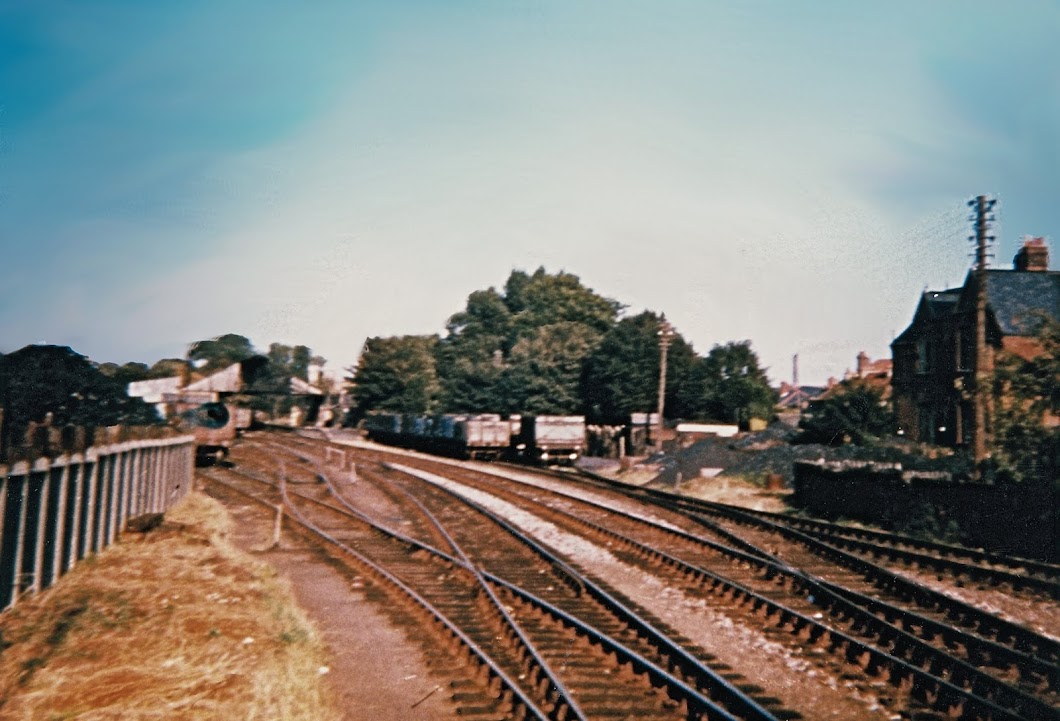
xmin=2 ymin=1 xmax=1058 ymax=384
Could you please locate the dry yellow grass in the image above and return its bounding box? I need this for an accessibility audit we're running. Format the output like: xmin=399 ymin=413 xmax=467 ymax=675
xmin=0 ymin=491 xmax=339 ymax=721
xmin=678 ymin=474 xmax=792 ymax=513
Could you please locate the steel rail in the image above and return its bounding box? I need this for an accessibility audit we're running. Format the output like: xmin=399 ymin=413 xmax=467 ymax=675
xmin=201 ymin=468 xmax=553 ymax=721
xmin=563 ymin=466 xmax=1060 ymax=663
xmin=577 ymin=465 xmax=1060 ymax=595
xmin=401 ymin=460 xmax=1054 ymax=721
xmin=374 ymin=478 xmax=590 ymax=721
xmin=224 ymin=448 xmax=777 ymax=721
xmin=379 ymin=463 xmax=778 ymax=721
xmin=664 ymin=492 xmax=1060 ymax=585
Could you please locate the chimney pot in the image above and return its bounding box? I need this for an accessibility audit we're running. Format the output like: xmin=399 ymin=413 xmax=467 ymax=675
xmin=1014 ymin=236 xmax=1049 ymax=272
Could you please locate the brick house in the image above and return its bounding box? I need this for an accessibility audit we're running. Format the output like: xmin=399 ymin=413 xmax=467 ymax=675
xmin=891 ymin=237 xmax=1059 ymax=445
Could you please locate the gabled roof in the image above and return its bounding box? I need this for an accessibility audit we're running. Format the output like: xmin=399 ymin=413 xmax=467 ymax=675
xmin=982 ymin=269 xmax=1060 ymax=336
xmin=776 ymin=385 xmax=827 ymax=409
xmin=127 ymin=376 xmax=183 ymax=404
xmin=892 ymin=288 xmax=961 ymax=346
xmin=289 ymin=377 xmax=324 ymax=395
xmin=186 ymin=362 xmax=243 ymax=393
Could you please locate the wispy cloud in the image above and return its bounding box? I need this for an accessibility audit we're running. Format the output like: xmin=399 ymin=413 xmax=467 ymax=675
xmin=2 ymin=2 xmax=1058 ymax=384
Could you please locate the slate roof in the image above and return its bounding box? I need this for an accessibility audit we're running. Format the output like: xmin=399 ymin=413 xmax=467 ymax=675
xmin=892 ymin=288 xmax=961 ymax=345
xmin=984 ymin=269 xmax=1060 ymax=336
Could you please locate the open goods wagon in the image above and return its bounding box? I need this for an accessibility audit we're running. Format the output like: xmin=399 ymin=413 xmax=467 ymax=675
xmin=363 ymin=412 xmax=586 ymax=465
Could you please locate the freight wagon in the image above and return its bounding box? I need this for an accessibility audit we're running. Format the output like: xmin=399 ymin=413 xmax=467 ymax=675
xmin=512 ymin=415 xmax=586 ymax=465
xmin=362 ymin=412 xmax=586 ymax=465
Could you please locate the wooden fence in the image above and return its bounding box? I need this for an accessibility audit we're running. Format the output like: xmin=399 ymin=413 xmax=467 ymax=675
xmin=0 ymin=434 xmax=195 ymax=611
xmin=792 ymin=460 xmax=1058 ymax=561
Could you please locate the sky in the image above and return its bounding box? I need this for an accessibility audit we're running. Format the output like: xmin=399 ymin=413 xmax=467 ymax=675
xmin=2 ymin=1 xmax=1058 ymax=385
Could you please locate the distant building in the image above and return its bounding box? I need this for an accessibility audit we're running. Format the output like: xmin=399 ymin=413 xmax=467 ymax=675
xmin=891 ymin=236 xmax=1059 ymax=445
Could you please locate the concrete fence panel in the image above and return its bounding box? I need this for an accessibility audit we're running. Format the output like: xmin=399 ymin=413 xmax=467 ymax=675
xmin=0 ymin=435 xmax=194 ymax=611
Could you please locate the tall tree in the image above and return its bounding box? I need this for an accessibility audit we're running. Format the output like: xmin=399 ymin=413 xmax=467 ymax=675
xmin=0 ymin=345 xmax=161 ymax=454
xmin=145 ymin=358 xmax=187 ymax=379
xmin=350 ymin=335 xmax=440 ymax=418
xmin=436 ymin=268 xmax=621 ymax=415
xmin=436 ymin=288 xmax=512 ymax=412
xmin=507 ymin=267 xmax=622 ymax=339
xmin=187 ymin=333 xmax=256 ymax=373
xmin=581 ymin=311 xmax=697 ymax=422
xmin=498 ymin=322 xmax=599 ymax=415
xmin=96 ymin=361 xmax=151 ymax=387
xmin=695 ymin=341 xmax=777 ymax=425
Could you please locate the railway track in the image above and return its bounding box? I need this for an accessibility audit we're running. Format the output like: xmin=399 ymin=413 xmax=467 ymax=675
xmin=379 ymin=458 xmax=1057 ymax=721
xmin=580 ymin=474 xmax=1060 ymax=599
xmin=220 ymin=432 xmax=1060 ymax=719
xmin=208 ymin=439 xmax=788 ymax=721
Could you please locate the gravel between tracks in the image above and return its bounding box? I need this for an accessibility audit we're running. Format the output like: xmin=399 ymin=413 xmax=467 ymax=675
xmin=392 ymin=463 xmax=899 ymax=720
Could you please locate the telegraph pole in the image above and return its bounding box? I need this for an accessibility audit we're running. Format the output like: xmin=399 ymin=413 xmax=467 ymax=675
xmin=969 ymin=194 xmax=996 ymax=473
xmin=656 ymin=315 xmax=674 ymax=453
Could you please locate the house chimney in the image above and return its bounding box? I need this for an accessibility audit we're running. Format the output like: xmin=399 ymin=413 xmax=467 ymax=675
xmin=792 ymin=353 xmax=799 ymax=387
xmin=1014 ymin=236 xmax=1049 ymax=271
xmin=856 ymin=351 xmax=869 ymax=377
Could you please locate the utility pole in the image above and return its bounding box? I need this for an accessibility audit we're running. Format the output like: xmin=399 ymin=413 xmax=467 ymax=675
xmin=656 ymin=315 xmax=674 ymax=454
xmin=969 ymin=194 xmax=996 ymax=473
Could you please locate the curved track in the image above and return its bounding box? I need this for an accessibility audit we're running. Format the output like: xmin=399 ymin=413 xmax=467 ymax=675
xmin=208 ymin=438 xmax=787 ymax=720
xmin=212 ymin=432 xmax=1060 ymax=720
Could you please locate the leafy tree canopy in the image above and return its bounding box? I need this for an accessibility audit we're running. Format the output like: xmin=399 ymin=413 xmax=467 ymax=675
xmin=146 ymin=358 xmax=187 ymax=379
xmin=436 ymin=268 xmax=621 ymax=414
xmin=0 ymin=345 xmax=161 ymax=449
xmin=796 ymin=381 xmax=894 ymax=445
xmin=581 ymin=311 xmax=697 ymax=422
xmin=696 ymin=341 xmax=778 ymax=425
xmin=96 ymin=361 xmax=151 ymax=387
xmin=991 ymin=316 xmax=1060 ymax=484
xmin=506 ymin=267 xmax=622 ymax=338
xmin=350 ymin=335 xmax=440 ymax=418
xmin=498 ymin=322 xmax=600 ymax=415
xmin=188 ymin=333 xmax=256 ymax=373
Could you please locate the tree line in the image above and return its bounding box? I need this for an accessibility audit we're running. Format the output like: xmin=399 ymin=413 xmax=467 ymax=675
xmin=0 ymin=334 xmax=327 ymax=459
xmin=348 ymin=267 xmax=777 ymax=425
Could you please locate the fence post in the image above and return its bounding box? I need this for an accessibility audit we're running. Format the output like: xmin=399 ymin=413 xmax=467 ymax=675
xmin=107 ymin=449 xmax=125 ymax=546
xmin=0 ymin=475 xmax=9 ymax=608
xmin=97 ymin=453 xmax=114 ymax=553
xmin=31 ymin=464 xmax=52 ymax=595
xmin=10 ymin=474 xmax=28 ymax=608
xmin=50 ymin=461 xmax=70 ymax=587
xmin=150 ymin=446 xmax=163 ymax=514
xmin=120 ymin=447 xmax=137 ymax=532
xmin=84 ymin=454 xmax=100 ymax=556
xmin=67 ymin=459 xmax=85 ymax=569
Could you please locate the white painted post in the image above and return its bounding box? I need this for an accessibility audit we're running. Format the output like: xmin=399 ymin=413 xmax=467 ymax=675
xmin=119 ymin=447 xmax=137 ymax=532
xmin=67 ymin=459 xmax=85 ymax=568
xmin=0 ymin=476 xmax=8 ymax=607
xmin=84 ymin=455 xmax=100 ymax=555
xmin=94 ymin=455 xmax=110 ymax=551
xmin=31 ymin=468 xmax=52 ymax=594
xmin=10 ymin=474 xmax=29 ymax=607
xmin=107 ymin=450 xmax=124 ymax=546
xmin=50 ymin=462 xmax=70 ymax=586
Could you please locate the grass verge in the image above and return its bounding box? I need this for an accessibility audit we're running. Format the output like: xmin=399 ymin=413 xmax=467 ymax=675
xmin=0 ymin=491 xmax=339 ymax=721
